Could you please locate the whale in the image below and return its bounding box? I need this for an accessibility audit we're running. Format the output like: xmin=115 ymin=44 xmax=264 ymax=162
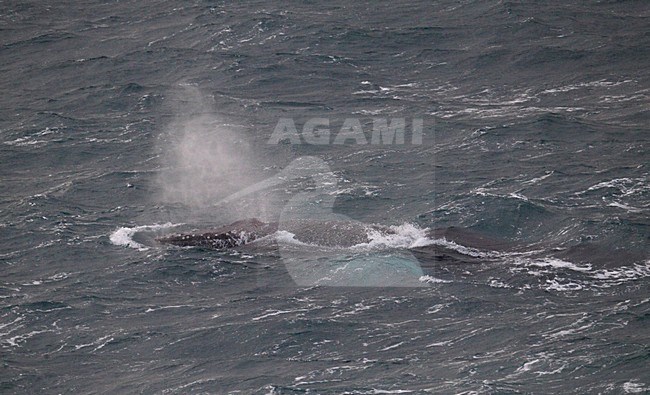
xmin=156 ymin=218 xmax=514 ymax=257
xmin=156 ymin=218 xmax=387 ymax=249
xmin=153 ymin=216 xmax=647 ymax=274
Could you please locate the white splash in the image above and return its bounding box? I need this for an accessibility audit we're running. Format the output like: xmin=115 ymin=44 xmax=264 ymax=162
xmin=110 ymin=223 xmax=177 ymax=251
xmin=355 ymin=223 xmax=433 ymax=250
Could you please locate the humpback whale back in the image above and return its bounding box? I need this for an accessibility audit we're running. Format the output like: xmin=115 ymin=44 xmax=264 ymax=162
xmin=156 ymin=218 xmax=391 ymax=249
xmin=156 ymin=218 xmax=515 ymax=262
xmin=157 ymin=218 xmax=278 ymax=249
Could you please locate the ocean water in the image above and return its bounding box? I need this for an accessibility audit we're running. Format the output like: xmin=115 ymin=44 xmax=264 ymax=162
xmin=1 ymin=1 xmax=649 ymax=393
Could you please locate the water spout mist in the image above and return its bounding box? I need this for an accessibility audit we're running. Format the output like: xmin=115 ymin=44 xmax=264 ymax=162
xmin=155 ymin=85 xmax=261 ymax=223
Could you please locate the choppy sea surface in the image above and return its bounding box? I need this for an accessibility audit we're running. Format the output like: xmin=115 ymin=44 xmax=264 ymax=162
xmin=1 ymin=1 xmax=648 ymax=393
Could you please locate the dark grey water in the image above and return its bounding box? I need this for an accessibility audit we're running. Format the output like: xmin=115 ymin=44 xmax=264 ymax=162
xmin=1 ymin=1 xmax=648 ymax=393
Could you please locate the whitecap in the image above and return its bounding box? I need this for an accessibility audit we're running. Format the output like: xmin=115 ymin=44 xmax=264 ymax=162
xmin=419 ymin=275 xmax=451 ymax=284
xmin=527 ymin=258 xmax=593 ymax=273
